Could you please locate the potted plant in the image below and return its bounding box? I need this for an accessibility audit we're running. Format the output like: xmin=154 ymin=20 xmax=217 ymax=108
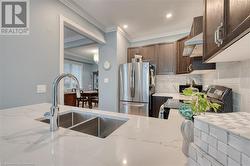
xmin=179 ymin=88 xmax=221 ymax=120
xmin=179 ymin=88 xmax=220 ymax=156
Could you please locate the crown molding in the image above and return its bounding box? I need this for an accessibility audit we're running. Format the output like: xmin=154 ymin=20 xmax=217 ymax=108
xmin=117 ymin=26 xmax=131 ymax=41
xmin=64 ymin=50 xmax=95 ymax=64
xmin=105 ymin=26 xmax=131 ymax=41
xmin=105 ymin=26 xmax=118 ymax=33
xmin=64 ymin=38 xmax=96 ymax=49
xmin=64 ymin=35 xmax=85 ymax=43
xmin=59 ymin=0 xmax=106 ymax=32
xmin=130 ymin=29 xmax=190 ymax=43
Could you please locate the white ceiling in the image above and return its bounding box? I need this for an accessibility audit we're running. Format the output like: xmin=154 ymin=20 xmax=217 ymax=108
xmin=64 ymin=27 xmax=99 ymax=62
xmin=65 ymin=44 xmax=99 ymax=61
xmin=71 ymin=0 xmax=203 ymax=41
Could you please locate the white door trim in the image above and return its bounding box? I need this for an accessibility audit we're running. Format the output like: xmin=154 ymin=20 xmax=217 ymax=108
xmin=59 ymin=15 xmax=105 ymax=104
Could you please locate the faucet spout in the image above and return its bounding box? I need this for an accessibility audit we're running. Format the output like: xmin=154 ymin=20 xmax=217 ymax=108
xmin=50 ymin=73 xmax=81 ymax=131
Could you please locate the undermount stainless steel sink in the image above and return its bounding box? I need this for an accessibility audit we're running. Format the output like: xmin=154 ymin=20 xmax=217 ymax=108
xmin=37 ymin=111 xmax=96 ymax=128
xmin=37 ymin=111 xmax=128 ymax=138
xmin=70 ymin=117 xmax=127 ymax=138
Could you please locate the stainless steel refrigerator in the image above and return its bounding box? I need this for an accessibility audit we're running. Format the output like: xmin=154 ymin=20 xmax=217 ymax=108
xmin=119 ymin=62 xmax=155 ymax=116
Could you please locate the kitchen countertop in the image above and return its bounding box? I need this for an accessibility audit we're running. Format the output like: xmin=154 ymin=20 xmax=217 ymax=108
xmin=0 ymin=103 xmax=187 ymax=166
xmin=195 ymin=112 xmax=250 ymax=141
xmin=153 ymin=93 xmax=193 ymax=101
xmin=64 ymin=90 xmax=98 ymax=94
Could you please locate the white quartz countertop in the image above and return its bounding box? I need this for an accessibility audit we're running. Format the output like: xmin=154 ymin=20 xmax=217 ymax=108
xmin=0 ymin=103 xmax=187 ymax=166
xmin=153 ymin=93 xmax=193 ymax=101
xmin=195 ymin=112 xmax=250 ymax=141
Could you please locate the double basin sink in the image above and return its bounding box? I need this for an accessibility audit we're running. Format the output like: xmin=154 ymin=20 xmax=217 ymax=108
xmin=37 ymin=111 xmax=128 ymax=138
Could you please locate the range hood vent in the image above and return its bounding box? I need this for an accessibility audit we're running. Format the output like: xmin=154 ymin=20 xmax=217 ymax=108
xmin=188 ymin=57 xmax=216 ymax=74
xmin=182 ymin=16 xmax=216 ymax=73
xmin=183 ymin=33 xmax=203 ymax=57
xmin=185 ymin=33 xmax=203 ymax=46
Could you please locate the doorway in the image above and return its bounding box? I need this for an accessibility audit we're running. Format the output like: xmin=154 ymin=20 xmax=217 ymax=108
xmin=59 ymin=15 xmax=104 ymax=109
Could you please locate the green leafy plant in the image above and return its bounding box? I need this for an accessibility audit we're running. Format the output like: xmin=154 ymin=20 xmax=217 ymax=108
xmin=182 ymin=88 xmax=221 ymax=116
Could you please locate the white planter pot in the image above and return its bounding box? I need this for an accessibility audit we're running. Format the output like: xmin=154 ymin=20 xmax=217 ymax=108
xmin=181 ymin=119 xmax=194 ymax=156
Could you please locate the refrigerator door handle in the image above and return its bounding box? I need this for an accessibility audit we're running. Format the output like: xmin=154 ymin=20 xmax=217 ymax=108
xmin=120 ymin=101 xmax=149 ymax=116
xmin=121 ymin=102 xmax=145 ymax=107
xmin=130 ymin=63 xmax=135 ymax=98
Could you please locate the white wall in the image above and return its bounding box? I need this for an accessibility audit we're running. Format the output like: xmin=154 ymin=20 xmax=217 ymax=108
xmin=98 ymin=30 xmax=129 ymax=112
xmin=0 ymin=0 xmax=104 ymax=109
xmin=117 ymin=32 xmax=129 ymax=65
xmin=99 ymin=32 xmax=118 ymax=112
xmin=0 ymin=55 xmax=3 ymax=108
xmin=202 ymin=60 xmax=250 ymax=112
xmin=155 ymin=74 xmax=203 ymax=93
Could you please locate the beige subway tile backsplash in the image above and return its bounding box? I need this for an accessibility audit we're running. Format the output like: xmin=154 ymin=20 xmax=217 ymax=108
xmin=202 ymin=59 xmax=250 ymax=113
xmin=155 ymin=74 xmax=202 ymax=93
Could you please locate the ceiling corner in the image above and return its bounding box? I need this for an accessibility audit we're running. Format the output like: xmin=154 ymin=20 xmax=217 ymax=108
xmin=58 ymin=0 xmax=106 ymax=32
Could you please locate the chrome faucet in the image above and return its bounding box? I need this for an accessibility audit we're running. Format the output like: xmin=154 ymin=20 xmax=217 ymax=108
xmin=48 ymin=73 xmax=81 ymax=132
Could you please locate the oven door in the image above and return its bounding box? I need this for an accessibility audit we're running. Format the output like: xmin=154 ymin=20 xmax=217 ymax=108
xmin=119 ymin=101 xmax=149 ymax=116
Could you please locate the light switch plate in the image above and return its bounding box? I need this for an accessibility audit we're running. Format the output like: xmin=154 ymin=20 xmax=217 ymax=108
xmin=104 ymin=78 xmax=109 ymax=83
xmin=37 ymin=85 xmax=47 ymax=94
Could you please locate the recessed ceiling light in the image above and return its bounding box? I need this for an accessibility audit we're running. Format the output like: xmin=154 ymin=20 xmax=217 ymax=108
xmin=166 ymin=13 xmax=172 ymax=19
xmin=122 ymin=159 xmax=127 ymax=165
xmin=91 ymin=49 xmax=98 ymax=54
xmin=123 ymin=25 xmax=128 ymax=29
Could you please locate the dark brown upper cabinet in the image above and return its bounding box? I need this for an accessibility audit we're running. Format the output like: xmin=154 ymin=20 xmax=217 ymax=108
xmin=203 ymin=0 xmax=225 ymax=62
xmin=203 ymin=0 xmax=250 ymax=62
xmin=140 ymin=45 xmax=157 ymax=64
xmin=127 ymin=45 xmax=156 ymax=64
xmin=176 ymin=36 xmax=191 ymax=74
xmin=225 ymin=0 xmax=250 ymax=43
xmin=127 ymin=47 xmax=141 ymax=63
xmin=156 ymin=43 xmax=176 ymax=75
xmin=127 ymin=43 xmax=176 ymax=75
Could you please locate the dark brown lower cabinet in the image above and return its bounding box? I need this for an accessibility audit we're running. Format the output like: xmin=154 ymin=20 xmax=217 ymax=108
xmin=150 ymin=96 xmax=170 ymax=118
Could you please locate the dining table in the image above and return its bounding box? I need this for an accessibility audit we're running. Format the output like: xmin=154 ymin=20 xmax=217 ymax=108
xmin=64 ymin=90 xmax=98 ymax=109
xmin=81 ymin=90 xmax=98 ymax=109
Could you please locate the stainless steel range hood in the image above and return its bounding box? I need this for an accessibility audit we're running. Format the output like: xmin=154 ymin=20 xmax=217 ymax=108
xmin=183 ymin=33 xmax=203 ymax=57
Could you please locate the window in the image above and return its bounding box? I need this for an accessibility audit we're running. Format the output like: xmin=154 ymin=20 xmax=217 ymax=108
xmin=64 ymin=60 xmax=83 ymax=90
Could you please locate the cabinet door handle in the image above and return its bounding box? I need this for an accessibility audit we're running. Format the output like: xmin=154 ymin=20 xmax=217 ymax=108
xmin=214 ymin=30 xmax=219 ymax=46
xmin=188 ymin=64 xmax=192 ymax=72
xmin=217 ymin=22 xmax=224 ymax=46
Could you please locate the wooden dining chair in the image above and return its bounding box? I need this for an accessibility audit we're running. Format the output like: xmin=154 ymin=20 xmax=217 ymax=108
xmin=79 ymin=90 xmax=88 ymax=108
xmin=91 ymin=95 xmax=99 ymax=108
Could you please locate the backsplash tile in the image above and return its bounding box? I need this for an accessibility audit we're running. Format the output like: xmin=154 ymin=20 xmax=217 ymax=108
xmin=155 ymin=74 xmax=202 ymax=93
xmin=156 ymin=60 xmax=250 ymax=113
xmin=202 ymin=60 xmax=250 ymax=112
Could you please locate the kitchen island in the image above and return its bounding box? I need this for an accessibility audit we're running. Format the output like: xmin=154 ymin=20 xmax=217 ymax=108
xmin=189 ymin=112 xmax=250 ymax=166
xmin=0 ymin=103 xmax=187 ymax=166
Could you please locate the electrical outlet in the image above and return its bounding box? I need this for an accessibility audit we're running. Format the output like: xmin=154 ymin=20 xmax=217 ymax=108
xmin=37 ymin=85 xmax=47 ymax=94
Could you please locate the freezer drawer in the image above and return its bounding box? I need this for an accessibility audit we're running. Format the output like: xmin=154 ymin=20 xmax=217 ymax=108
xmin=120 ymin=101 xmax=149 ymax=116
